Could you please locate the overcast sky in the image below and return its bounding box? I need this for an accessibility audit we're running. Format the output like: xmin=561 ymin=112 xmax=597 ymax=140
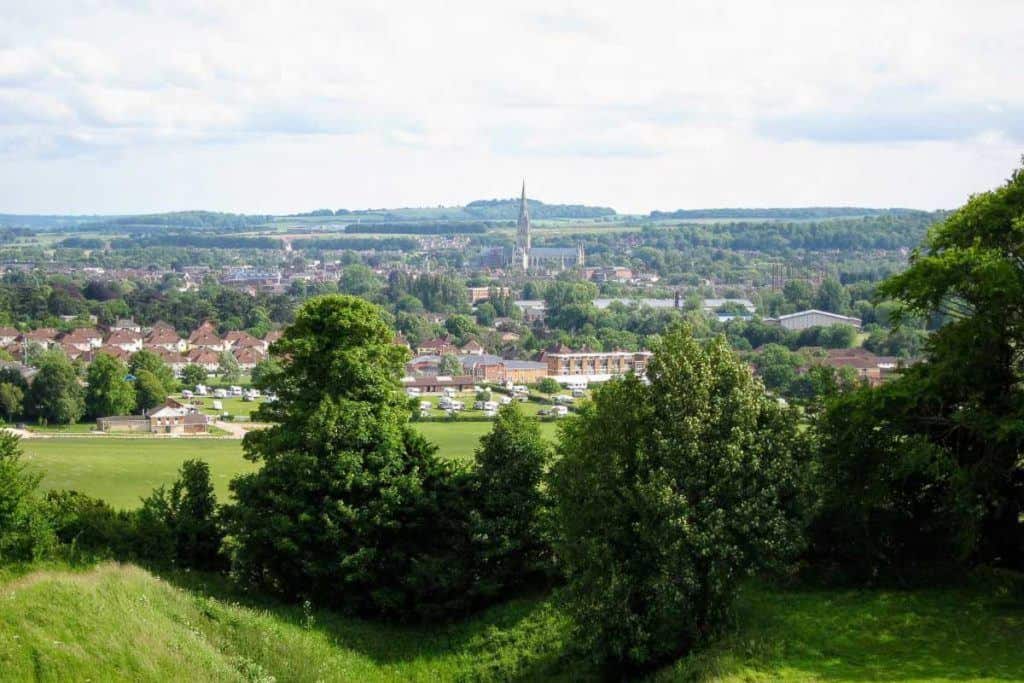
xmin=1 ymin=1 xmax=1022 ymax=215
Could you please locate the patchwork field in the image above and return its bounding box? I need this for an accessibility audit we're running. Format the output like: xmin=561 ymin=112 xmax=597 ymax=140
xmin=19 ymin=421 xmax=560 ymax=509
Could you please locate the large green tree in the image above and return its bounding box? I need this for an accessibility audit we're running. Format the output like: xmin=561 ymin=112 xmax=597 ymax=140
xmin=129 ymin=350 xmax=176 ymax=395
xmin=851 ymin=161 xmax=1024 ymax=569
xmin=180 ymin=363 xmax=208 ymax=388
xmin=85 ymin=354 xmax=136 ymax=418
xmin=134 ymin=369 xmax=167 ymax=412
xmin=549 ymin=326 xmax=813 ymax=671
xmin=28 ymin=350 xmax=85 ymax=425
xmin=226 ymin=295 xmax=475 ymax=618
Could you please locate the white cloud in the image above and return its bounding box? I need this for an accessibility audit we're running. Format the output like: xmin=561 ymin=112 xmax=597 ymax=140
xmin=0 ymin=0 xmax=1021 ymax=213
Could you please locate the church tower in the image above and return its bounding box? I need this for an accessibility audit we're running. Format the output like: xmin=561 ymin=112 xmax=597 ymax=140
xmin=516 ymin=180 xmax=531 ymax=269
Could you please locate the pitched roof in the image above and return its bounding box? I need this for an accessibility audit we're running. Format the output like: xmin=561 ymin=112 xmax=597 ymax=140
xmin=189 ymin=321 xmax=218 ymax=342
xmin=151 ymin=347 xmax=188 ymax=365
xmin=0 ymin=327 xmax=20 ymax=338
xmin=188 ymin=349 xmax=221 ymax=365
xmin=62 ymin=328 xmax=103 ymax=341
xmin=190 ymin=331 xmax=223 ymax=347
xmin=234 ymin=346 xmax=266 ymax=364
xmin=224 ymin=330 xmax=259 ymax=344
xmin=106 ymin=329 xmax=143 ymax=345
xmin=21 ymin=328 xmax=59 ymax=341
xmin=146 ymin=328 xmax=181 ymax=344
xmin=97 ymin=345 xmax=133 ymax=361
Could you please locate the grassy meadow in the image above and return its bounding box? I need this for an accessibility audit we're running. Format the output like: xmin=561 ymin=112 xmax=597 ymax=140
xmin=20 ymin=438 xmax=254 ymax=509
xmin=1 ymin=562 xmax=1020 ymax=682
xmin=19 ymin=421 xmax=560 ymax=509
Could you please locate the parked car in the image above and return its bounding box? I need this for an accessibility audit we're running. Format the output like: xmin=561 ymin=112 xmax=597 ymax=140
xmin=213 ymin=388 xmax=228 ymax=398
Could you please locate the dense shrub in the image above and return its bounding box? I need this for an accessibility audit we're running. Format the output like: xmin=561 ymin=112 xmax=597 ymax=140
xmin=45 ymin=490 xmax=136 ymax=558
xmin=139 ymin=459 xmax=225 ymax=570
xmin=471 ymin=403 xmax=552 ymax=599
xmin=809 ymin=381 xmax=978 ymax=583
xmin=0 ymin=432 xmax=55 ymax=561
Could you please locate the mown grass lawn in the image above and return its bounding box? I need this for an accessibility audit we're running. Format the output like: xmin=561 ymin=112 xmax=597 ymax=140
xmin=1 ymin=562 xmax=1020 ymax=682
xmin=20 ymin=438 xmax=254 ymax=509
xmin=19 ymin=421 xmax=561 ymax=508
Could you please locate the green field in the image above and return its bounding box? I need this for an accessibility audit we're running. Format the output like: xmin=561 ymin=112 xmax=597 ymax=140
xmin=20 ymin=421 xmax=560 ymax=508
xmin=1 ymin=562 xmax=1020 ymax=681
xmin=21 ymin=438 xmax=254 ymax=509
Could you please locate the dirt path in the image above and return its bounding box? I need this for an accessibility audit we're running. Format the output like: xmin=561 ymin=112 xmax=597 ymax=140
xmin=2 ymin=427 xmax=43 ymax=439
xmin=212 ymin=420 xmax=266 ymax=438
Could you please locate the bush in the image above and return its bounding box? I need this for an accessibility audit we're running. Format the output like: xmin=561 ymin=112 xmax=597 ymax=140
xmin=139 ymin=459 xmax=225 ymax=570
xmin=45 ymin=490 xmax=136 ymax=558
xmin=471 ymin=403 xmax=552 ymax=599
xmin=536 ymin=377 xmax=560 ymax=394
xmin=808 ymin=380 xmax=980 ymax=583
xmin=0 ymin=432 xmax=55 ymax=562
xmin=549 ymin=326 xmax=813 ymax=672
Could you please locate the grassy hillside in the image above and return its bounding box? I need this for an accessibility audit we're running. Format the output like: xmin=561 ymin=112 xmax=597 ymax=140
xmin=1 ymin=563 xmax=1021 ymax=682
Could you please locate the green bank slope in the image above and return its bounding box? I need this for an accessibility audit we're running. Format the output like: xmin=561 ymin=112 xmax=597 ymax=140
xmin=1 ymin=563 xmax=1021 ymax=682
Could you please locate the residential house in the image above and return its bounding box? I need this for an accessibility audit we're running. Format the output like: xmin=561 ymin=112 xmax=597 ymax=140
xmin=0 ymin=327 xmax=20 ymax=346
xmin=61 ymin=328 xmax=104 ymax=351
xmin=106 ymin=329 xmax=144 ymax=353
xmin=808 ymin=348 xmax=900 ymax=386
xmin=460 ymin=339 xmax=485 ymax=355
xmin=19 ymin=328 xmax=59 ymax=348
xmin=188 ymin=348 xmax=222 ymax=372
xmin=416 ymin=336 xmax=458 ymax=356
xmin=189 ymin=330 xmax=229 ymax=352
xmin=110 ymin=318 xmax=142 ymax=333
xmin=233 ymin=345 xmax=266 ymax=370
xmin=145 ymin=326 xmax=187 ymax=353
xmin=224 ymin=330 xmax=263 ymax=350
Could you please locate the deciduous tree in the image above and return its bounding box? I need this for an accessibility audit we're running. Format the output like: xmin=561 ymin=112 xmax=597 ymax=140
xmin=549 ymin=326 xmax=813 ymax=671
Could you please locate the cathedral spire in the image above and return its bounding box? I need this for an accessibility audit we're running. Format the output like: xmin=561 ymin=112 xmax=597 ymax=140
xmin=516 ymin=179 xmax=531 ymax=257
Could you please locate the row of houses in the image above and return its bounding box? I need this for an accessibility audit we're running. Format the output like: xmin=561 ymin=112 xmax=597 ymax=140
xmin=0 ymin=321 xmax=282 ymax=374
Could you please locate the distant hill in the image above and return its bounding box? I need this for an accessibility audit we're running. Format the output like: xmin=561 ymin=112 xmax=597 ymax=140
xmin=464 ymin=198 xmax=616 ymax=220
xmin=648 ymin=207 xmax=928 ymax=220
xmin=83 ymin=211 xmax=274 ymax=232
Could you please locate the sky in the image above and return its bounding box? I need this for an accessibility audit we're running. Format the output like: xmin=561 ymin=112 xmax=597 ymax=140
xmin=0 ymin=1 xmax=1022 ymax=215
